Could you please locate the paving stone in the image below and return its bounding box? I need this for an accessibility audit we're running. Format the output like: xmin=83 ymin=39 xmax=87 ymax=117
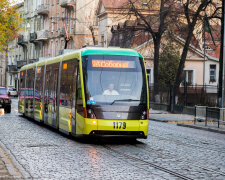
xmin=0 ymin=99 xmax=225 ymax=179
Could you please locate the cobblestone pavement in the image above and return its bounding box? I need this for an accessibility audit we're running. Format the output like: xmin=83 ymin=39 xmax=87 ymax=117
xmin=0 ymin=99 xmax=225 ymax=179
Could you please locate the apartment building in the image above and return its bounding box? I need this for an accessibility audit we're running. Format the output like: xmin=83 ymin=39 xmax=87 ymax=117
xmin=7 ymin=0 xmax=99 ymax=89
xmin=7 ymin=2 xmax=25 ymax=89
xmin=0 ymin=53 xmax=6 ymax=87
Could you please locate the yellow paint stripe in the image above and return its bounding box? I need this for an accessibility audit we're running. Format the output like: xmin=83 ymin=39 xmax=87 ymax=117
xmin=79 ymin=52 xmax=86 ymax=108
xmin=143 ymin=57 xmax=149 ymax=109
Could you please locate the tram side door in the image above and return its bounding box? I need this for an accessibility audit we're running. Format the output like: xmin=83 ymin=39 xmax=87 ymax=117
xmin=44 ymin=66 xmax=51 ymax=124
xmin=71 ymin=61 xmax=78 ymax=135
xmin=50 ymin=66 xmax=59 ymax=128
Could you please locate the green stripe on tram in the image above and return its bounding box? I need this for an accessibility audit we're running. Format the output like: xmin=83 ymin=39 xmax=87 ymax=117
xmin=81 ymin=48 xmax=143 ymax=58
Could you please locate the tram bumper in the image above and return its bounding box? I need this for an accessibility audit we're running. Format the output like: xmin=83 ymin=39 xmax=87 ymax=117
xmin=85 ymin=119 xmax=148 ymax=139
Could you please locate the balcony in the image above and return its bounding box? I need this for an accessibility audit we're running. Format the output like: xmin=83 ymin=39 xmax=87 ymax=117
xmin=17 ymin=60 xmax=27 ymax=69
xmin=30 ymin=33 xmax=37 ymax=42
xmin=7 ymin=65 xmax=18 ymax=73
xmin=60 ymin=0 xmax=75 ymax=8
xmin=17 ymin=33 xmax=29 ymax=46
xmin=36 ymin=30 xmax=49 ymax=41
xmin=37 ymin=4 xmax=49 ymax=15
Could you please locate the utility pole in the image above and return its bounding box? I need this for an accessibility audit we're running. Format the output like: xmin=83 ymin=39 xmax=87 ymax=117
xmin=222 ymin=0 xmax=225 ymax=108
xmin=203 ymin=14 xmax=206 ymax=86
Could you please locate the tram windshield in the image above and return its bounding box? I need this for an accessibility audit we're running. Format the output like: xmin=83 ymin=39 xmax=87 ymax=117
xmin=83 ymin=55 xmax=147 ymax=106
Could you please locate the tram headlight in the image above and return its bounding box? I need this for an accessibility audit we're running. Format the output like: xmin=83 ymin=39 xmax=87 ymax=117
xmin=87 ymin=109 xmax=96 ymax=119
xmin=141 ymin=111 xmax=147 ymax=120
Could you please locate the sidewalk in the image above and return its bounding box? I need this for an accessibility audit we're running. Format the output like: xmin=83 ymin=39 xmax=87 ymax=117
xmin=177 ymin=123 xmax=225 ymax=135
xmin=149 ymin=109 xmax=195 ymax=123
xmin=0 ymin=145 xmax=23 ymax=179
xmin=149 ymin=109 xmax=225 ymax=134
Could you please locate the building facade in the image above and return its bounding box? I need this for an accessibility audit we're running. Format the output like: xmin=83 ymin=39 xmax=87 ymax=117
xmin=7 ymin=2 xmax=25 ymax=89
xmin=6 ymin=0 xmax=222 ymax=89
xmin=7 ymin=0 xmax=99 ymax=89
xmin=0 ymin=53 xmax=6 ymax=87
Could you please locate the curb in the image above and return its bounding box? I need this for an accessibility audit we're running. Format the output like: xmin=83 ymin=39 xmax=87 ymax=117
xmin=0 ymin=146 xmax=24 ymax=179
xmin=177 ymin=123 xmax=225 ymax=135
xmin=150 ymin=119 xmax=195 ymax=124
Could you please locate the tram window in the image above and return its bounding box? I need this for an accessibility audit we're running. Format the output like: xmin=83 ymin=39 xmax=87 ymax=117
xmin=45 ymin=66 xmax=51 ymax=103
xmin=60 ymin=59 xmax=77 ymax=107
xmin=26 ymin=69 xmax=35 ymax=97
xmin=35 ymin=66 xmax=44 ymax=99
xmin=46 ymin=63 xmax=59 ymax=107
xmin=20 ymin=70 xmax=26 ymax=97
xmin=84 ymin=55 xmax=147 ymax=105
xmin=76 ymin=68 xmax=83 ymax=115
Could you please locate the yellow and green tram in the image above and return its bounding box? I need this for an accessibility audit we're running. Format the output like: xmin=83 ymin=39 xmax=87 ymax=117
xmin=18 ymin=47 xmax=149 ymax=139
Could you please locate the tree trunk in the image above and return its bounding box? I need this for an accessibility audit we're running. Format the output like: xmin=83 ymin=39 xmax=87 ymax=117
xmin=89 ymin=26 xmax=96 ymax=45
xmin=174 ymin=25 xmax=194 ymax=95
xmin=153 ymin=36 xmax=161 ymax=102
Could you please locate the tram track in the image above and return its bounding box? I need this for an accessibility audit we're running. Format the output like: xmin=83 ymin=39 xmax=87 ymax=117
xmin=149 ymin=133 xmax=225 ymax=154
xmin=103 ymin=145 xmax=194 ymax=180
xmin=134 ymin=143 xmax=225 ymax=177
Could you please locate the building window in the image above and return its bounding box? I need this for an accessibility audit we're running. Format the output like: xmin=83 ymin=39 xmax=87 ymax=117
xmin=61 ymin=40 xmax=64 ymax=50
xmin=210 ymin=64 xmax=216 ymax=82
xmin=184 ymin=70 xmax=193 ymax=85
xmin=10 ymin=75 xmax=12 ymax=85
xmin=56 ymin=40 xmax=58 ymax=55
xmin=146 ymin=69 xmax=152 ymax=85
xmin=51 ymin=21 xmax=54 ymax=32
xmin=51 ymin=41 xmax=54 ymax=57
xmin=56 ymin=14 xmax=59 ymax=31
xmin=101 ymin=35 xmax=104 ymax=46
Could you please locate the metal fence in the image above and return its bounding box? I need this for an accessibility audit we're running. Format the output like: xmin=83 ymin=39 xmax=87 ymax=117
xmin=194 ymin=106 xmax=225 ymax=129
xmin=149 ymin=83 xmax=219 ymax=111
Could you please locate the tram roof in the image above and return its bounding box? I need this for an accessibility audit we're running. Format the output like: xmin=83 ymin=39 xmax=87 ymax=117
xmin=81 ymin=47 xmax=143 ymax=58
xmin=20 ymin=47 xmax=143 ymax=71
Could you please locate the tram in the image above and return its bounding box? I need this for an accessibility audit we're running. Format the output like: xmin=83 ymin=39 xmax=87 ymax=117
xmin=18 ymin=47 xmax=149 ymax=139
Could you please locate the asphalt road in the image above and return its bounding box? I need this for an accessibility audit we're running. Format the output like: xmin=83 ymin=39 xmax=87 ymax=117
xmin=0 ymin=98 xmax=225 ymax=179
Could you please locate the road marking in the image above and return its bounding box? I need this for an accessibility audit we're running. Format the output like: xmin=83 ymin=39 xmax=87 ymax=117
xmin=13 ymin=109 xmax=18 ymax=112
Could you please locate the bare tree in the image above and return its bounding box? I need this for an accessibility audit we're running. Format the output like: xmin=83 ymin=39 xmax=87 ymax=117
xmin=174 ymin=0 xmax=222 ymax=94
xmin=126 ymin=0 xmax=179 ymax=101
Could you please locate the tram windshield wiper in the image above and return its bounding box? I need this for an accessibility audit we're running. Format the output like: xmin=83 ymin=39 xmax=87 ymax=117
xmin=111 ymin=99 xmax=140 ymax=105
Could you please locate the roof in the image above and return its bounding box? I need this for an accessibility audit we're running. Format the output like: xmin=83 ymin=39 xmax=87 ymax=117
xmin=134 ymin=34 xmax=219 ymax=62
xmin=101 ymin=0 xmax=129 ymax=9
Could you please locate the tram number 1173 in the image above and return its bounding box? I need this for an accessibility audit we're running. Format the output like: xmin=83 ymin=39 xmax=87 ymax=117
xmin=113 ymin=122 xmax=126 ymax=129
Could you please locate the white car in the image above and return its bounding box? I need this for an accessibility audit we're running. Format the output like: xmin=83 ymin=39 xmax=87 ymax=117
xmin=8 ymin=88 xmax=18 ymax=97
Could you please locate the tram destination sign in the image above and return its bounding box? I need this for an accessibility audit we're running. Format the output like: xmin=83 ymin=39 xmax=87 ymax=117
xmin=92 ymin=60 xmax=135 ymax=68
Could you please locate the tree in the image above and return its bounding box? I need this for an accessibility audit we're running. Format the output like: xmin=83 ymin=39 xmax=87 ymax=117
xmin=126 ymin=0 xmax=180 ymax=101
xmin=174 ymin=0 xmax=222 ymax=95
xmin=159 ymin=35 xmax=181 ymax=86
xmin=0 ymin=0 xmax=23 ymax=52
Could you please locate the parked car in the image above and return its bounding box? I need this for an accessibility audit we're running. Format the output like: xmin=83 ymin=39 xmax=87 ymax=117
xmin=8 ymin=88 xmax=18 ymax=97
xmin=0 ymin=87 xmax=11 ymax=113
